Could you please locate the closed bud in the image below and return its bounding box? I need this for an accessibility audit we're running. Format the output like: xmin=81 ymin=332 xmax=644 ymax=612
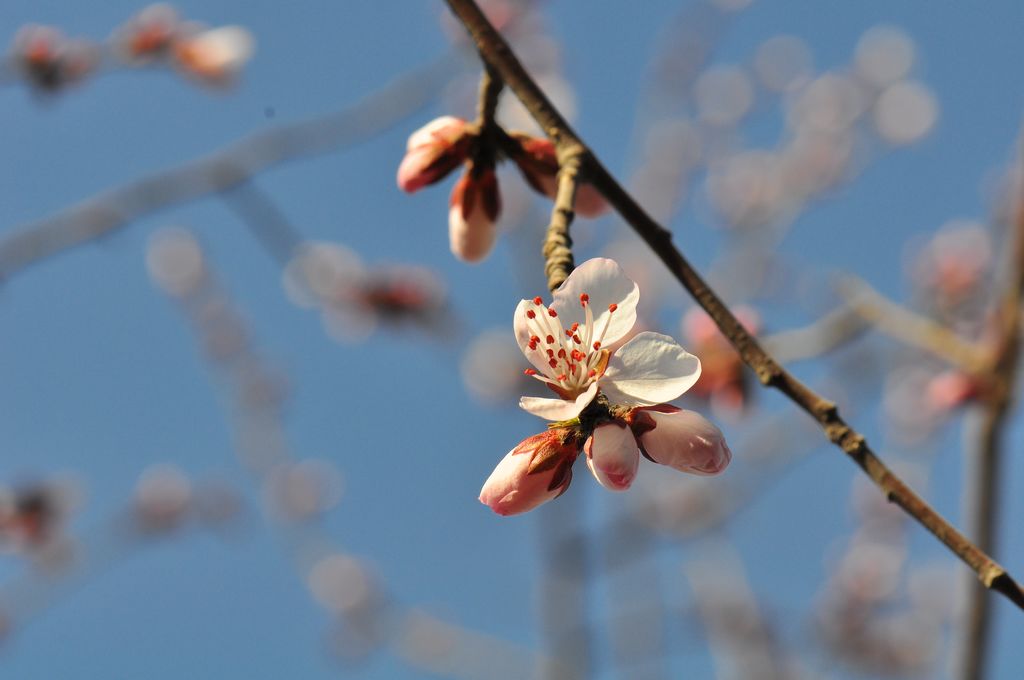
xmin=397 ymin=116 xmax=474 ymax=193
xmin=479 ymin=428 xmax=579 ymax=516
xmin=510 ymin=132 xmax=609 ymax=218
xmin=629 ymin=406 xmax=731 ymax=476
xmin=172 ymin=25 xmax=254 ymax=86
xmin=584 ymin=421 xmax=639 ymax=491
xmin=448 ymin=166 xmax=501 ymax=262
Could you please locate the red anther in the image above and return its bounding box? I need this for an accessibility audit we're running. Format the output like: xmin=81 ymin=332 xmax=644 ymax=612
xmin=556 ymin=374 xmax=567 ymax=381
xmin=593 ymin=341 xmax=602 ymax=350
xmin=547 ymin=349 xmax=555 ymax=357
xmin=571 ymin=350 xmax=585 ymax=362
xmin=570 ymin=322 xmax=579 ymax=331
xmin=524 ymin=369 xmax=537 ymax=376
xmin=547 ymin=308 xmax=558 ymax=317
xmin=580 ymin=293 xmax=589 ymax=305
xmin=557 ymin=349 xmax=566 ymax=358
xmin=573 ymin=334 xmax=581 ymax=343
xmin=530 ymin=335 xmax=540 ymax=343
xmin=588 ymin=369 xmax=597 ymax=378
xmin=549 ymin=358 xmax=558 ymax=368
xmin=545 ymin=334 xmax=555 ymax=344
xmin=528 ymin=340 xmax=538 ymax=350
xmin=533 ymin=296 xmax=543 ymax=305
xmin=608 ymin=303 xmax=618 ymax=313
xmin=526 ymin=310 xmax=536 ymax=319
xmin=565 ymin=329 xmax=574 ymax=338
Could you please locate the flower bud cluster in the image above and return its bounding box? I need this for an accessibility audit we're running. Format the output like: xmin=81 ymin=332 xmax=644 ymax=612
xmin=397 ymin=116 xmax=608 ymax=263
xmin=9 ymin=5 xmax=254 ymax=94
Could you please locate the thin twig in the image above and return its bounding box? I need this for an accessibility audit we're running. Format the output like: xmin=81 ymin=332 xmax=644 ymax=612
xmin=760 ymin=302 xmax=868 ymax=364
xmin=835 ymin=275 xmax=988 ymax=373
xmin=958 ymin=154 xmax=1024 ymax=679
xmin=542 ymin=150 xmax=582 ymax=292
xmin=442 ymin=0 xmax=1024 ymax=611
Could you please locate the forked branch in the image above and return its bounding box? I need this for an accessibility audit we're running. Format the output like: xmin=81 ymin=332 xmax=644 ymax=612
xmin=442 ymin=0 xmax=1024 ymax=611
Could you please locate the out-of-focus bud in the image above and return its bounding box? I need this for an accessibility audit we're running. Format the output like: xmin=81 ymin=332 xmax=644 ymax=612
xmin=449 ymin=166 xmax=501 ymax=263
xmin=265 ymin=460 xmax=343 ymax=521
xmin=146 ymin=228 xmax=207 ymax=298
xmin=113 ymin=4 xmax=181 ymax=64
xmin=926 ymin=370 xmax=977 ymax=412
xmin=479 ymin=428 xmax=579 ymax=516
xmin=912 ymin=220 xmax=991 ymax=307
xmin=509 ymin=132 xmax=609 ymax=218
xmin=133 ymin=465 xmax=192 ymax=532
xmin=397 ymin=116 xmax=475 ymax=193
xmin=682 ymin=306 xmax=759 ymax=412
xmin=0 ymin=481 xmax=79 ymax=552
xmin=172 ymin=25 xmax=254 ymax=86
xmin=584 ymin=421 xmax=639 ymax=491
xmin=628 ymin=405 xmax=731 ymax=476
xmin=13 ymin=25 xmax=99 ymax=92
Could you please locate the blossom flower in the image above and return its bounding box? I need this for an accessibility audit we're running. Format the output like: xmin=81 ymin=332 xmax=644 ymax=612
xmin=172 ymin=25 xmax=254 ymax=86
xmin=515 ymin=258 xmax=698 ymax=421
xmin=479 ymin=258 xmax=731 ymax=515
xmin=448 ymin=164 xmax=501 ymax=262
xmin=397 ymin=116 xmax=475 ymax=193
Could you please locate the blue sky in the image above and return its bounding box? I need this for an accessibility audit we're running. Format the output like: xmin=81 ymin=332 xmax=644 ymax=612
xmin=0 ymin=1 xmax=1023 ymax=678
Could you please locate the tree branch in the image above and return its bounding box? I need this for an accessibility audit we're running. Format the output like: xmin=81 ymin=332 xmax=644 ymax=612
xmin=442 ymin=0 xmax=1024 ymax=611
xmin=0 ymin=51 xmax=460 ymax=283
xmin=835 ymin=275 xmax=987 ymax=374
xmin=958 ymin=155 xmax=1024 ymax=679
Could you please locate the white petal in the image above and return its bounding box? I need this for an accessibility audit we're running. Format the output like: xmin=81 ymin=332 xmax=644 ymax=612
xmin=519 ymin=383 xmax=598 ymax=421
xmin=550 ymin=258 xmax=639 ymax=345
xmin=600 ymin=332 xmax=701 ymax=405
xmin=513 ymin=299 xmax=565 ymax=375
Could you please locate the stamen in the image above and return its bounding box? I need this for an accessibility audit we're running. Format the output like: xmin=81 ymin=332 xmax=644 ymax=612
xmin=526 ymin=310 xmax=536 ymax=319
xmin=593 ymin=341 xmax=601 ymax=350
xmin=547 ymin=308 xmax=558 ymax=317
xmin=533 ymin=296 xmax=543 ymax=305
xmin=580 ymin=293 xmax=589 ymax=306
xmin=545 ymin=334 xmax=555 ymax=344
xmin=548 ymin=358 xmax=558 ymax=368
xmin=524 ymin=369 xmax=537 ymax=376
xmin=608 ymin=303 xmax=618 ymax=313
xmin=588 ymin=369 xmax=597 ymax=378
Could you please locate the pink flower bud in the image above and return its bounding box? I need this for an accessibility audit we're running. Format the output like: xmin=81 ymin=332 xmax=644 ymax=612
xmin=629 ymin=406 xmax=731 ymax=476
xmin=114 ymin=4 xmax=181 ymax=63
xmin=584 ymin=422 xmax=639 ymax=491
xmin=511 ymin=134 xmax=559 ymax=199
xmin=573 ymin=184 xmax=610 ymax=219
xmin=397 ymin=116 xmax=474 ymax=193
xmin=510 ymin=133 xmax=609 ymax=218
xmin=14 ymin=25 xmax=99 ymax=92
xmin=449 ymin=167 xmax=501 ymax=262
xmin=172 ymin=25 xmax=254 ymax=86
xmin=479 ymin=429 xmax=578 ymax=516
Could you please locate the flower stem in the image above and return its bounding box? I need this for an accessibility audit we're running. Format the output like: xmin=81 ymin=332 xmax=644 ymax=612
xmin=543 ymin=150 xmax=582 ymax=292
